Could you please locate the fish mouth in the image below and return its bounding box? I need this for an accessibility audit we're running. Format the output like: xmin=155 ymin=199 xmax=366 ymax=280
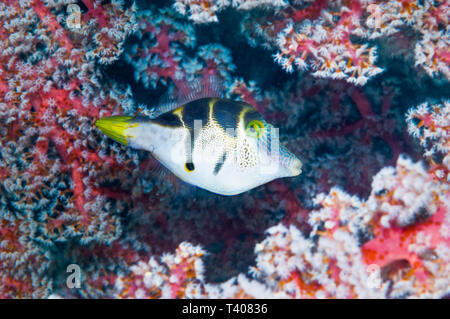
xmin=287 ymin=157 xmax=302 ymax=176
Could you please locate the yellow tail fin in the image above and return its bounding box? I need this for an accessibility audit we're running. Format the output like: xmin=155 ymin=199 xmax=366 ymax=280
xmin=95 ymin=116 xmax=136 ymax=145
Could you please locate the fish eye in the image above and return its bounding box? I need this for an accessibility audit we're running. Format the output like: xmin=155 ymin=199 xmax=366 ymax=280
xmin=245 ymin=120 xmax=264 ymax=138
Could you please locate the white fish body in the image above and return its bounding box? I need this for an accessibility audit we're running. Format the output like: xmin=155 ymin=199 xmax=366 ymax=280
xmin=96 ymin=92 xmax=302 ymax=195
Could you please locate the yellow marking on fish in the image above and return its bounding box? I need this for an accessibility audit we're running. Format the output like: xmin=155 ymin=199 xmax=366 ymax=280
xmin=237 ymin=106 xmax=253 ymax=132
xmin=206 ymin=99 xmax=238 ymax=150
xmin=207 ymin=98 xmax=237 ymax=141
xmin=207 ymin=98 xmax=226 ymax=135
xmin=208 ymin=98 xmax=218 ymax=123
xmin=172 ymin=106 xmax=186 ymax=128
xmin=95 ymin=116 xmax=137 ymax=145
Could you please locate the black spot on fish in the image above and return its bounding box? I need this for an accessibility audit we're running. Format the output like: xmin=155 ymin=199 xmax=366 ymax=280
xmin=213 ymin=151 xmax=228 ymax=175
xmin=185 ymin=162 xmax=195 ymax=172
xmin=152 ymin=111 xmax=182 ymax=127
xmin=212 ymin=99 xmax=246 ymax=136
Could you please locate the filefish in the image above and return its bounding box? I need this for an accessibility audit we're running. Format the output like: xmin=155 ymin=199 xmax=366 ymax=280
xmin=95 ymin=80 xmax=302 ymax=195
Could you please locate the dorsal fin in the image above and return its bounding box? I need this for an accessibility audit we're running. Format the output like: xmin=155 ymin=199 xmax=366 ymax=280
xmin=148 ymin=75 xmax=225 ymax=118
xmin=147 ymin=88 xmax=179 ymax=119
xmin=176 ymin=74 xmax=224 ymax=105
